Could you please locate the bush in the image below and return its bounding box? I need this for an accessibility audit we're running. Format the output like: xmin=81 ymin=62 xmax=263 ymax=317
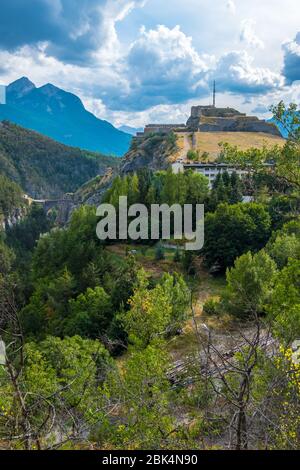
xmin=187 ymin=150 xmax=199 ymax=161
xmin=173 ymin=249 xmax=182 ymax=262
xmin=155 ymin=243 xmax=165 ymax=261
xmin=221 ymin=250 xmax=277 ymax=319
xmin=203 ymin=298 xmax=220 ymax=316
xmin=202 ymin=202 xmax=272 ymax=272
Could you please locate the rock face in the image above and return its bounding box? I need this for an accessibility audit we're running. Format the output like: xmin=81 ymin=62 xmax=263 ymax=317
xmin=1 ymin=206 xmax=27 ymax=231
xmin=187 ymin=106 xmax=282 ymax=137
xmin=121 ymin=133 xmax=176 ymax=174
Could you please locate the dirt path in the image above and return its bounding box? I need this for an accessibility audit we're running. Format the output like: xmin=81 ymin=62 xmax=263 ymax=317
xmin=183 ymin=132 xmax=193 ymax=156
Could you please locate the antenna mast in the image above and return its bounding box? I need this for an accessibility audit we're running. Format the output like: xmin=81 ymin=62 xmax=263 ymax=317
xmin=213 ymin=80 xmax=216 ymax=107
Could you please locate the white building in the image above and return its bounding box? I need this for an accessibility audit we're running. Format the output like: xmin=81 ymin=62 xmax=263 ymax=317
xmin=172 ymin=161 xmax=255 ymax=188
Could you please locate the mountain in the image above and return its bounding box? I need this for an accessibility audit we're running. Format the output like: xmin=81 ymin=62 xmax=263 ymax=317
xmin=118 ymin=125 xmax=144 ymax=136
xmin=0 ymin=77 xmax=132 ymax=156
xmin=0 ymin=121 xmax=120 ymax=199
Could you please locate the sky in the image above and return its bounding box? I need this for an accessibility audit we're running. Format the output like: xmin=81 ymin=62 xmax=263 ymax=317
xmin=0 ymin=0 xmax=299 ymax=128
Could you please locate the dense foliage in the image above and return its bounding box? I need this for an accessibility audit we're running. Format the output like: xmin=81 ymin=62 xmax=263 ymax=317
xmin=0 ymin=174 xmax=25 ymax=221
xmin=0 ymin=121 xmax=119 ymax=198
xmin=104 ymin=167 xmax=209 ymax=207
xmin=202 ymin=202 xmax=272 ymax=271
xmin=0 ymin=102 xmax=299 ymax=451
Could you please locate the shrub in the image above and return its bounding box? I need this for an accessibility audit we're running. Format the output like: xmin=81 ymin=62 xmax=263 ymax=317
xmin=173 ymin=249 xmax=182 ymax=262
xmin=155 ymin=243 xmax=165 ymax=261
xmin=203 ymin=298 xmax=220 ymax=316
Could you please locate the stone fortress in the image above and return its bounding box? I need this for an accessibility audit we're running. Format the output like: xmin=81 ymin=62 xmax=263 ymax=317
xmin=133 ymin=91 xmax=285 ymax=187
xmin=187 ymin=105 xmax=281 ymax=136
xmin=137 ymin=105 xmax=282 ymax=137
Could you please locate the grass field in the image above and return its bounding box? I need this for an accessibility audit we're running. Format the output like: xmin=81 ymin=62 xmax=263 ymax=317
xmin=171 ymin=131 xmax=285 ymax=161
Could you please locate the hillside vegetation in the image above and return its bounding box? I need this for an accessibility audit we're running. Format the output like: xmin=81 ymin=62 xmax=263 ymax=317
xmin=0 ymin=174 xmax=25 ymax=223
xmin=0 ymin=121 xmax=120 ymax=199
xmin=173 ymin=131 xmax=285 ymax=161
xmin=121 ymin=130 xmax=285 ymax=172
xmin=0 ymin=102 xmax=299 ymax=451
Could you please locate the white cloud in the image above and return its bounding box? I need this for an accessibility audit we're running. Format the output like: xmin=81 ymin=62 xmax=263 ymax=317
xmin=84 ymin=98 xmax=192 ymax=128
xmin=282 ymin=32 xmax=300 ymax=83
xmin=0 ymin=1 xmax=292 ymax=126
xmin=240 ymin=19 xmax=264 ymax=49
xmin=104 ymin=24 xmax=213 ymax=111
xmin=213 ymin=50 xmax=284 ymax=95
xmin=94 ymin=0 xmax=149 ymax=64
xmin=0 ymin=0 xmax=148 ymax=66
xmin=226 ymin=0 xmax=236 ymax=15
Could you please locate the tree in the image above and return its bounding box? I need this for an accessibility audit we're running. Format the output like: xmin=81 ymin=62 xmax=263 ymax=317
xmin=0 ymin=239 xmax=15 ymax=276
xmin=161 ymin=168 xmax=187 ymax=206
xmin=268 ymin=194 xmax=300 ymax=230
xmin=66 ymin=287 xmax=112 ymax=338
xmin=120 ymin=270 xmax=190 ymax=349
xmin=202 ymin=203 xmax=272 ymax=272
xmin=0 ymin=281 xmax=114 ymax=449
xmin=137 ymin=168 xmax=153 ymax=201
xmin=187 ymin=149 xmax=199 ymax=161
xmin=267 ymin=259 xmax=300 ymax=344
xmin=266 ymin=232 xmax=300 ymax=269
xmin=185 ymin=170 xmax=209 ymax=205
xmin=121 ymin=270 xmax=172 ymax=348
xmin=270 ymin=101 xmax=300 ymax=142
xmin=189 ymin=292 xmax=266 ymax=450
xmin=31 ymin=205 xmax=99 ymax=282
xmin=21 ymin=268 xmax=76 ymax=339
xmin=208 ymin=171 xmax=243 ymax=211
xmin=173 ymin=248 xmax=181 ymax=263
xmin=220 ymin=102 xmax=300 ymax=193
xmin=0 ymin=175 xmax=24 ymax=220
xmin=7 ymin=204 xmax=54 ymax=256
xmin=105 ymin=345 xmax=177 ymax=450
xmin=266 ymin=219 xmax=300 ymax=269
xmin=220 ymin=251 xmax=277 ymax=319
xmin=229 ymin=172 xmax=244 ymax=204
xmin=160 ymin=272 xmax=190 ymax=334
xmin=127 ymin=174 xmax=140 ymax=205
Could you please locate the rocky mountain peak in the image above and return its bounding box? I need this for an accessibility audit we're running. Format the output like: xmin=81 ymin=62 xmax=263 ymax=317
xmin=7 ymin=77 xmax=36 ymax=98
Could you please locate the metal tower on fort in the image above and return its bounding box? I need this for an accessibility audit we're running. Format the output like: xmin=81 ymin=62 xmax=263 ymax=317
xmin=213 ymin=80 xmax=216 ymax=107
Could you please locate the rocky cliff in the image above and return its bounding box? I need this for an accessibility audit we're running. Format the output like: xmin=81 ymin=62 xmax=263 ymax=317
xmin=121 ymin=132 xmax=177 ymax=174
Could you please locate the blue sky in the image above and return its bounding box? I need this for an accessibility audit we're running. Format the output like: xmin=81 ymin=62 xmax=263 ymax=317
xmin=0 ymin=0 xmax=299 ymax=127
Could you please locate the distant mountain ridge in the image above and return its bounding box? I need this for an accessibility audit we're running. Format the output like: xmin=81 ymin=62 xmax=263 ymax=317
xmin=0 ymin=121 xmax=120 ymax=199
xmin=0 ymin=77 xmax=131 ymax=156
xmin=118 ymin=125 xmax=144 ymax=136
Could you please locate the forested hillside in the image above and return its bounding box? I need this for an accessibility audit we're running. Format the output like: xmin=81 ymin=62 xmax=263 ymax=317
xmin=0 ymin=102 xmax=299 ymax=451
xmin=0 ymin=121 xmax=120 ymax=199
xmin=0 ymin=174 xmax=24 ymax=218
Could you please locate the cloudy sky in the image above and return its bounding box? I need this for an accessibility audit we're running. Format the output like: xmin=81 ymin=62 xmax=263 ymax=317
xmin=0 ymin=0 xmax=299 ymax=127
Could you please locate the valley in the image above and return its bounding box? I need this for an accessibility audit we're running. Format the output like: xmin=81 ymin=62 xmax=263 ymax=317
xmin=0 ymin=101 xmax=299 ymax=451
xmin=0 ymin=0 xmax=299 ymax=457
